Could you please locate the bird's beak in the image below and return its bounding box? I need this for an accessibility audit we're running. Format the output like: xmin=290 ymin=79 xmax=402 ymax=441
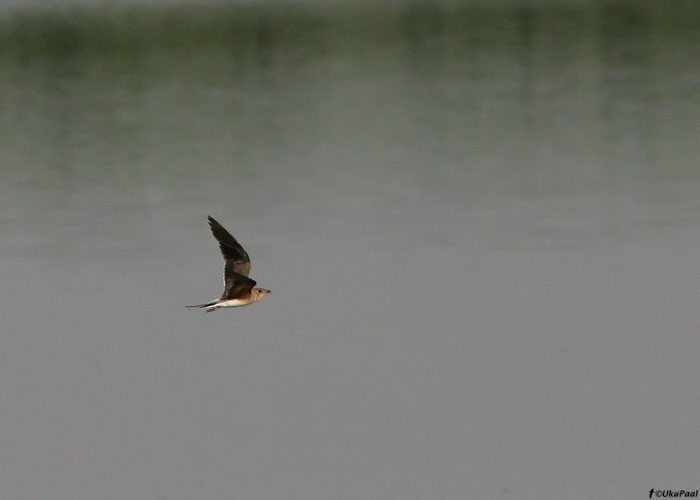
xmin=265 ymin=289 xmax=271 ymax=294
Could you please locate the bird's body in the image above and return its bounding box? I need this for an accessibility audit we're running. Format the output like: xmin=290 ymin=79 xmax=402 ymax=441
xmin=189 ymin=295 xmax=261 ymax=311
xmin=187 ymin=216 xmax=270 ymax=312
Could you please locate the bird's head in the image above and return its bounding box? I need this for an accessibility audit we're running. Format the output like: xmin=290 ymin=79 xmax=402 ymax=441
xmin=252 ymin=288 xmax=271 ymax=301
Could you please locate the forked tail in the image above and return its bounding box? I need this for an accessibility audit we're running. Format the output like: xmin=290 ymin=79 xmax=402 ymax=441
xmin=186 ymin=299 xmax=220 ymax=310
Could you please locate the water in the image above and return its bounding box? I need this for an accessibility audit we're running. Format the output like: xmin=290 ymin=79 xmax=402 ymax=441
xmin=2 ymin=2 xmax=700 ymax=499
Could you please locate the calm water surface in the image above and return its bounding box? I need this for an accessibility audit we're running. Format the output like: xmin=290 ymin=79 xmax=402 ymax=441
xmin=1 ymin=2 xmax=700 ymax=499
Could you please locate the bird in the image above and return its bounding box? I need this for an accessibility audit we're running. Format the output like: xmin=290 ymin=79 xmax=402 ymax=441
xmin=187 ymin=216 xmax=270 ymax=312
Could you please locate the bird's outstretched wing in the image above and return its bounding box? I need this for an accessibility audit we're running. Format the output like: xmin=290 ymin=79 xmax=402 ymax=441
xmin=208 ymin=216 xmax=252 ymax=277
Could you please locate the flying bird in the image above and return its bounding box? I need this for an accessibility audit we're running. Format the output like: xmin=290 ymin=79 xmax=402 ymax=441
xmin=187 ymin=216 xmax=270 ymax=312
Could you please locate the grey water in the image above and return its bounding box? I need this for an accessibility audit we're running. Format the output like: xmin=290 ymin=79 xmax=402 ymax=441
xmin=1 ymin=2 xmax=700 ymax=499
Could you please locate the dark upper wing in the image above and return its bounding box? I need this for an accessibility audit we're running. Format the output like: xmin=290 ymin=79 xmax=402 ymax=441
xmin=208 ymin=216 xmax=252 ymax=277
xmin=222 ymin=270 xmax=257 ymax=300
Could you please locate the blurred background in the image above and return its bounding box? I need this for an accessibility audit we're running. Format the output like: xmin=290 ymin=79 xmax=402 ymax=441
xmin=2 ymin=1 xmax=700 ymax=499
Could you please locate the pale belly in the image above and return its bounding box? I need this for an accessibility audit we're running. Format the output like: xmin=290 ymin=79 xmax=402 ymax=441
xmin=216 ymin=298 xmax=251 ymax=308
